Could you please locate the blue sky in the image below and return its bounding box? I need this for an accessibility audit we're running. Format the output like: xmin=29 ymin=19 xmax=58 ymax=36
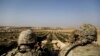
xmin=0 ymin=0 xmax=100 ymax=27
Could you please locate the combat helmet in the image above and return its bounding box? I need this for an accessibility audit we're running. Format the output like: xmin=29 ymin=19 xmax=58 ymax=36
xmin=79 ymin=24 xmax=97 ymax=42
xmin=59 ymin=24 xmax=100 ymax=56
xmin=18 ymin=29 xmax=37 ymax=46
xmin=67 ymin=24 xmax=100 ymax=56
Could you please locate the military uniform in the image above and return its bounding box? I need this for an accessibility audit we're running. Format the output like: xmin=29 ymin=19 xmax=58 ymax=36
xmin=71 ymin=43 xmax=100 ymax=56
xmin=59 ymin=43 xmax=100 ymax=56
xmin=59 ymin=24 xmax=100 ymax=56
xmin=5 ymin=48 xmax=44 ymax=56
xmin=4 ymin=29 xmax=49 ymax=56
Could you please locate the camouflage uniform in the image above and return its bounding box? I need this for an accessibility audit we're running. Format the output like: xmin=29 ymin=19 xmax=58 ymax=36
xmin=59 ymin=24 xmax=100 ymax=56
xmin=60 ymin=43 xmax=100 ymax=56
xmin=5 ymin=29 xmax=47 ymax=56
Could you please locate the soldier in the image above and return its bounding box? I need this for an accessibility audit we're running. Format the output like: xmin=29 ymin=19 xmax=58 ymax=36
xmin=59 ymin=24 xmax=100 ymax=56
xmin=4 ymin=29 xmax=48 ymax=56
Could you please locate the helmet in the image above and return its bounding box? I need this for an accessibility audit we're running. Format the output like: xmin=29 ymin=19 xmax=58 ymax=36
xmin=79 ymin=24 xmax=97 ymax=41
xmin=59 ymin=24 xmax=98 ymax=56
xmin=80 ymin=24 xmax=97 ymax=36
xmin=18 ymin=29 xmax=37 ymax=45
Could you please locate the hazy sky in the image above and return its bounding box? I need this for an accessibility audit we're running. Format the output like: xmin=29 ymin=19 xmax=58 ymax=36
xmin=0 ymin=0 xmax=100 ymax=27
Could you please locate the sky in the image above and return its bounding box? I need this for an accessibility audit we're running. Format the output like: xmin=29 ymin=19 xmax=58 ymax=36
xmin=0 ymin=0 xmax=100 ymax=28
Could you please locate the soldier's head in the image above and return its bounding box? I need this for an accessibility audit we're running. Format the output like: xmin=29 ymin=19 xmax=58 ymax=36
xmin=17 ymin=29 xmax=37 ymax=52
xmin=70 ymin=24 xmax=97 ymax=44
xmin=80 ymin=24 xmax=97 ymax=35
xmin=18 ymin=29 xmax=37 ymax=46
xmin=79 ymin=24 xmax=97 ymax=42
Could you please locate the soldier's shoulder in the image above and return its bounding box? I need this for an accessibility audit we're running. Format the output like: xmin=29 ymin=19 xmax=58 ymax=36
xmin=68 ymin=43 xmax=100 ymax=56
